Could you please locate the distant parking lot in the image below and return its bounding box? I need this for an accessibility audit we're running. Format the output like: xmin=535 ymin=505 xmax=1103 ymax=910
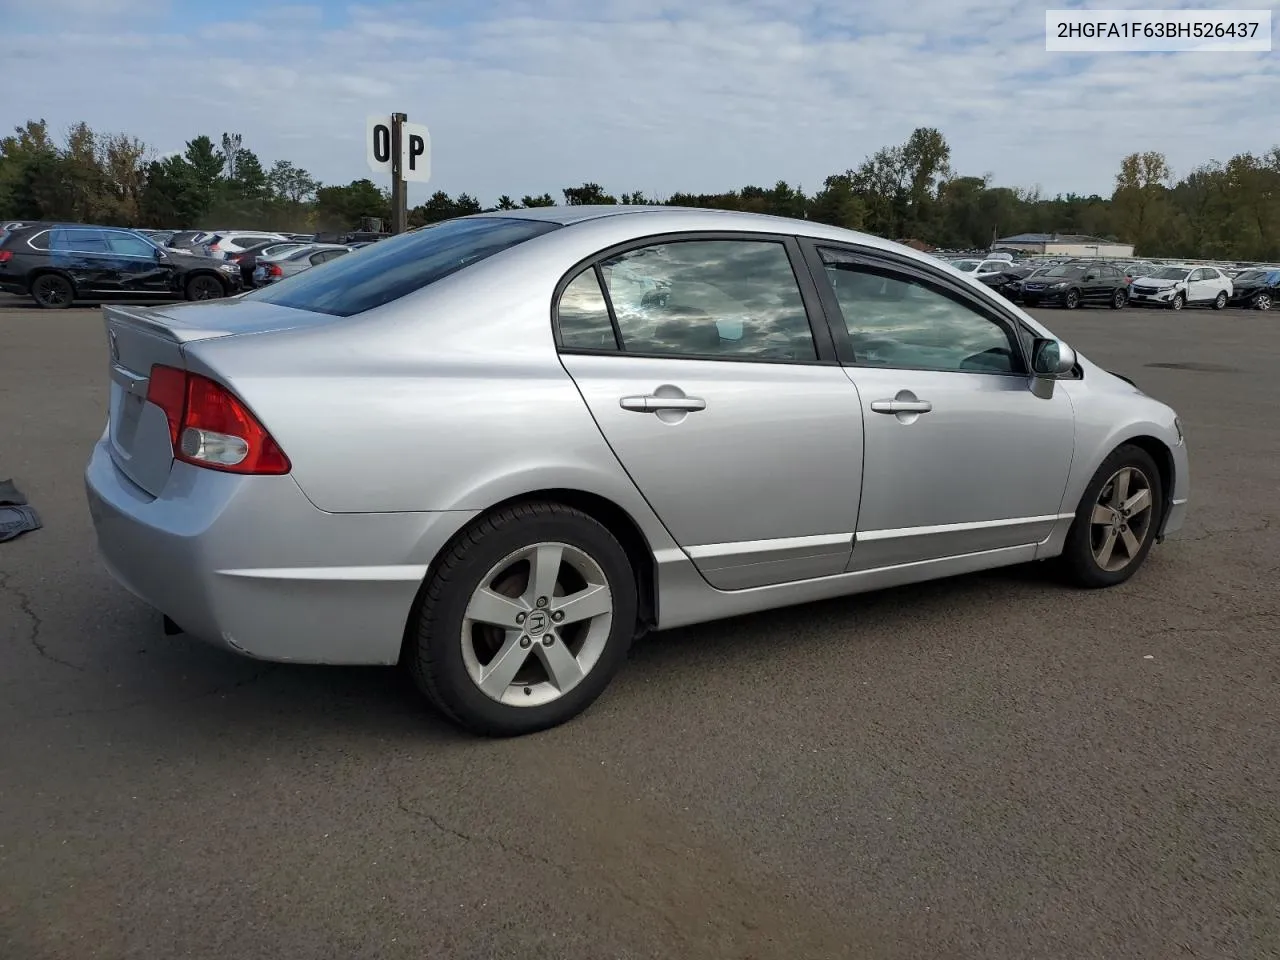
xmin=2 ymin=295 xmax=1277 ymax=959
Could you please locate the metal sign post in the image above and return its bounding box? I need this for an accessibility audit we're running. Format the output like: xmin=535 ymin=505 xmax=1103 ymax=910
xmin=366 ymin=112 xmax=431 ymax=235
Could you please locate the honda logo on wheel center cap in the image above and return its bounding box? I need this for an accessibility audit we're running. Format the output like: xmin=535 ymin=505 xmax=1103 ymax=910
xmin=525 ymin=609 xmax=549 ymax=637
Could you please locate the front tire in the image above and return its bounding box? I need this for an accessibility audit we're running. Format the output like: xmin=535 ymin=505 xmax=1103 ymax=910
xmin=1169 ymin=293 xmax=1185 ymax=311
xmin=1213 ymin=291 xmax=1227 ymax=310
xmin=185 ymin=274 xmax=226 ymax=301
xmin=1059 ymin=445 xmax=1163 ymax=588
xmin=1064 ymin=288 xmax=1081 ymax=310
xmin=1111 ymin=288 xmax=1127 ymax=309
xmin=406 ymin=502 xmax=638 ymax=736
xmin=30 ymin=273 xmax=75 ymax=309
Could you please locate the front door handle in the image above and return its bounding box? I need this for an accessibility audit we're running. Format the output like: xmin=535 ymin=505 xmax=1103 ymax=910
xmin=870 ymin=399 xmax=932 ymax=414
xmin=620 ymin=395 xmax=707 ymax=413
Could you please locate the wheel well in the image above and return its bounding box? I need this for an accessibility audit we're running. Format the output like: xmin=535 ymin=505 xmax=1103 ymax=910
xmin=1124 ymin=435 xmax=1175 ymax=527
xmin=397 ymin=489 xmax=659 ymax=665
xmin=186 ymin=270 xmax=226 ymax=288
xmin=28 ymin=268 xmax=75 ymax=290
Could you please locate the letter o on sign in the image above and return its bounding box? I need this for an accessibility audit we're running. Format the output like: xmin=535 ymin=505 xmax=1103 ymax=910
xmin=372 ymin=123 xmax=391 ymax=164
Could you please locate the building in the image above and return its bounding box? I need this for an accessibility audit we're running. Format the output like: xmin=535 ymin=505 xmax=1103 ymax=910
xmin=993 ymin=233 xmax=1134 ymax=259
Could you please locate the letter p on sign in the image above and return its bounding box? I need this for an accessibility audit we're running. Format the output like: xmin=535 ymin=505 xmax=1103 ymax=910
xmin=365 ymin=115 xmax=431 ymax=184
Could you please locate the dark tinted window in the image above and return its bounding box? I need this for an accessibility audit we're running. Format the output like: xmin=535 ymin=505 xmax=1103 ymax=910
xmin=245 ymin=217 xmax=560 ymax=317
xmin=820 ymin=248 xmax=1020 ymax=374
xmin=594 ymin=240 xmax=815 ymax=361
xmin=50 ymin=229 xmax=110 ymax=253
xmin=556 ymin=268 xmax=618 ymax=350
xmin=106 ymin=232 xmax=157 ymax=257
xmin=25 ymin=231 xmax=51 ymax=250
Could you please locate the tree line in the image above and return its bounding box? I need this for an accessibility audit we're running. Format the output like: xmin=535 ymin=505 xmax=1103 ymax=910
xmin=2 ymin=119 xmax=1278 ymax=260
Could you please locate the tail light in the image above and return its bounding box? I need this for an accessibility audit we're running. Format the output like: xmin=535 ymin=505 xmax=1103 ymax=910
xmin=145 ymin=365 xmax=290 ymax=475
xmin=0 ymin=250 xmax=12 ymax=263
xmin=267 ymin=264 xmax=283 ymax=277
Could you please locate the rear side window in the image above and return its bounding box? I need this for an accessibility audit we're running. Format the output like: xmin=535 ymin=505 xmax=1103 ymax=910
xmin=25 ymin=231 xmax=50 ymax=250
xmin=246 ymin=217 xmax=560 ymax=317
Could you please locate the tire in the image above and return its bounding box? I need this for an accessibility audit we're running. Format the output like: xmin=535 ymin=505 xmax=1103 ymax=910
xmin=1064 ymin=288 xmax=1081 ymax=310
xmin=1059 ymin=444 xmax=1164 ymax=589
xmin=185 ymin=273 xmax=226 ymax=301
xmin=30 ymin=273 xmax=75 ymax=309
xmin=1255 ymin=292 xmax=1272 ymax=311
xmin=1169 ymin=293 xmax=1184 ymax=311
xmin=1111 ymin=288 xmax=1127 ymax=309
xmin=406 ymin=501 xmax=638 ymax=736
xmin=1213 ymin=291 xmax=1227 ymax=310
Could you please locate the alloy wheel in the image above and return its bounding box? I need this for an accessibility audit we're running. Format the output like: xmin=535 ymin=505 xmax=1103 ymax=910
xmin=34 ymin=277 xmax=70 ymax=306
xmin=1090 ymin=466 xmax=1155 ymax=572
xmin=189 ymin=276 xmax=223 ymax=300
xmin=460 ymin=542 xmax=613 ymax=707
xmin=1256 ymin=293 xmax=1272 ymax=311
xmin=1065 ymin=289 xmax=1080 ymax=309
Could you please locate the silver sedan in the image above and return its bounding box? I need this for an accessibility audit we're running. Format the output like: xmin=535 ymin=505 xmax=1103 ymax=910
xmin=85 ymin=207 xmax=1190 ymax=735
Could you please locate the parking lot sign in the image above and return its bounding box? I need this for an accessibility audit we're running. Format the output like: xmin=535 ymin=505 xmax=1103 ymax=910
xmin=366 ymin=115 xmax=393 ymax=174
xmin=399 ymin=121 xmax=430 ymax=183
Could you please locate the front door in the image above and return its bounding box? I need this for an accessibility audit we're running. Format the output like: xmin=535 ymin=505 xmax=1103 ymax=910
xmin=805 ymin=243 xmax=1076 ymax=570
xmin=555 ymin=235 xmax=864 ymax=590
xmin=105 ymin=230 xmax=174 ymax=293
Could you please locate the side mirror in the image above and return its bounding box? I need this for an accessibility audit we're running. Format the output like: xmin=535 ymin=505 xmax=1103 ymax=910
xmin=1031 ymin=338 xmax=1076 ymax=376
xmin=1085 ymin=272 xmax=1098 ymax=281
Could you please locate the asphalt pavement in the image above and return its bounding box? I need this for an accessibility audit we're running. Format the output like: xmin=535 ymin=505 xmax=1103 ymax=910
xmin=1 ymin=295 xmax=1277 ymax=960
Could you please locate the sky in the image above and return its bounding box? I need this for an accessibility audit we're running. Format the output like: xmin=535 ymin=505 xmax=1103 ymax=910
xmin=3 ymin=0 xmax=1277 ymax=206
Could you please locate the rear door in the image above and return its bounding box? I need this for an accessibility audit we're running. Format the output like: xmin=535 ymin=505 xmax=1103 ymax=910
xmin=50 ymin=228 xmax=117 ymax=292
xmin=556 ymin=233 xmax=864 ymax=590
xmin=801 ymin=242 xmax=1076 ymax=569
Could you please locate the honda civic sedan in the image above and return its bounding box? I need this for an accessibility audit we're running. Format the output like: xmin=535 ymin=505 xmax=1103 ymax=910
xmin=85 ymin=207 xmax=1190 ymax=736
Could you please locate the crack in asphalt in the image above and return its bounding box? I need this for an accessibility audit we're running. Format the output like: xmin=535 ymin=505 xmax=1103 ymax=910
xmin=384 ymin=766 xmax=688 ymax=945
xmin=0 ymin=569 xmax=84 ymax=672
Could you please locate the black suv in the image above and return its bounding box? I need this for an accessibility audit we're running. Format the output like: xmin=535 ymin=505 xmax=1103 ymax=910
xmin=1018 ymin=260 xmax=1131 ymax=309
xmin=0 ymin=224 xmax=243 ymax=308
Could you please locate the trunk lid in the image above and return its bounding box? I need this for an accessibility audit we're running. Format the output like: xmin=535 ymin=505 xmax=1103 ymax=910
xmin=102 ymin=300 xmax=326 ymax=495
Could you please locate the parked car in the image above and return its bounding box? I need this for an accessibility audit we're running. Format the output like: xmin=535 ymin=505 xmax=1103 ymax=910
xmin=1120 ymin=262 xmax=1158 ymax=284
xmin=228 ymin=240 xmax=312 ymax=287
xmin=84 ymin=207 xmax=1189 ymax=736
xmin=1225 ymin=267 xmax=1279 ymax=310
xmin=252 ymin=243 xmax=352 ymax=284
xmin=1018 ymin=261 xmax=1131 ymax=309
xmin=1128 ymin=266 xmax=1232 ymax=310
xmin=202 ymin=231 xmax=292 ymax=260
xmin=948 ymin=257 xmax=1012 ymax=280
xmin=167 ymin=230 xmax=216 ymax=252
xmin=0 ymin=223 xmax=242 ymax=307
xmin=975 ymin=262 xmax=1037 ymax=300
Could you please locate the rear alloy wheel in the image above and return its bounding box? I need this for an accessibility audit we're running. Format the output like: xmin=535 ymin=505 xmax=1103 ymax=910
xmin=1255 ymin=293 xmax=1273 ymax=311
xmin=1059 ymin=445 xmax=1163 ymax=588
xmin=1169 ymin=293 xmax=1185 ymax=311
xmin=1064 ymin=288 xmax=1081 ymax=310
xmin=1213 ymin=291 xmax=1228 ymax=310
xmin=31 ymin=273 xmax=74 ymax=309
xmin=185 ymin=274 xmax=225 ymax=301
xmin=407 ymin=502 xmax=637 ymax=736
xmin=1111 ymin=288 xmax=1127 ymax=309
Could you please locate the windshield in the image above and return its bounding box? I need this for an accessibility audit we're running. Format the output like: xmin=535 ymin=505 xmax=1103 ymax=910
xmin=1043 ymin=264 xmax=1086 ymax=278
xmin=243 ymin=216 xmax=560 ymax=317
xmin=1234 ymin=270 xmax=1266 ymax=283
xmin=1151 ymin=267 xmax=1190 ymax=280
xmin=951 ymin=260 xmax=980 ymax=271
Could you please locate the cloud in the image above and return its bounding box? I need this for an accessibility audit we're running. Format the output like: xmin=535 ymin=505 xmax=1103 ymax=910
xmin=3 ymin=0 xmax=1277 ymax=205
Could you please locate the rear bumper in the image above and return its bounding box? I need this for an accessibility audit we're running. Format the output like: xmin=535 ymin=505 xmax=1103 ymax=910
xmin=84 ymin=436 xmax=478 ymax=664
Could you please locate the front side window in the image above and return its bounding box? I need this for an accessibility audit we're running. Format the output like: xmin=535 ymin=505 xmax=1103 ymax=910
xmin=819 ymin=248 xmax=1021 ymax=374
xmin=245 ymin=217 xmax=560 ymax=317
xmin=592 ymin=240 xmax=816 ymax=361
xmin=106 ymin=233 xmax=157 ymax=257
xmin=52 ymin=229 xmax=110 ymax=254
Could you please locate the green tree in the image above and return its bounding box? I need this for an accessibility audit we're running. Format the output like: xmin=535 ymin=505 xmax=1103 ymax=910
xmin=520 ymin=193 xmax=555 ymax=207
xmin=563 ymin=182 xmax=615 ymax=205
xmin=315 ymin=178 xmax=389 ymax=230
xmin=140 ymin=155 xmax=206 ymax=226
xmin=267 ymin=159 xmax=318 ymax=204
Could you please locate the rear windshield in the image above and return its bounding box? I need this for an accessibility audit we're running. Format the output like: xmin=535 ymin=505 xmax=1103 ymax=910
xmin=243 ymin=217 xmax=560 ymax=317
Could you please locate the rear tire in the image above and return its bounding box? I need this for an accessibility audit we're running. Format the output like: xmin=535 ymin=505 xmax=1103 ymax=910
xmin=1255 ymin=293 xmax=1273 ymax=311
xmin=185 ymin=274 xmax=225 ymax=301
xmin=1059 ymin=444 xmax=1163 ymax=589
xmin=406 ymin=501 xmax=638 ymax=736
xmin=1111 ymin=288 xmax=1127 ymax=309
xmin=30 ymin=273 xmax=74 ymax=309
xmin=1213 ymin=291 xmax=1227 ymax=310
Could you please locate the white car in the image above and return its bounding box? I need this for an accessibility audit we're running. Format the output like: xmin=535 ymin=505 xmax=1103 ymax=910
xmin=949 ymin=258 xmax=1013 ymax=280
xmin=1128 ymin=266 xmax=1232 ymax=311
xmin=203 ymin=231 xmax=292 ymax=260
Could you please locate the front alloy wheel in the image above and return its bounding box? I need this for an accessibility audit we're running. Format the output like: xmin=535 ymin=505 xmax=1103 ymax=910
xmin=1064 ymin=289 xmax=1081 ymax=310
xmin=1170 ymin=293 xmax=1185 ymax=311
xmin=1089 ymin=467 xmax=1155 ymax=573
xmin=1213 ymin=291 xmax=1228 ymax=310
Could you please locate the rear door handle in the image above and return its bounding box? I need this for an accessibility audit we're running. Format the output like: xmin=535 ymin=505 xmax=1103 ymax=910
xmin=620 ymin=395 xmax=707 ymax=413
xmin=870 ymin=400 xmax=932 ymax=414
